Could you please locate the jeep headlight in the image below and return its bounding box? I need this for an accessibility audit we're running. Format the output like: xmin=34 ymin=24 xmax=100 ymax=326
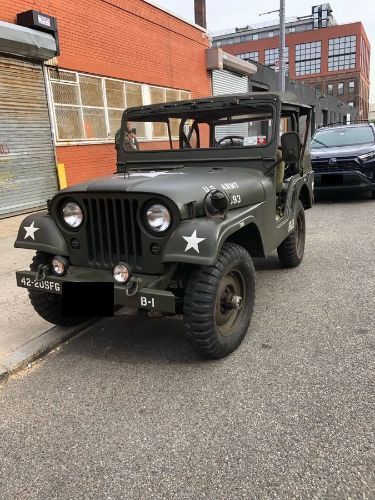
xmin=62 ymin=201 xmax=84 ymax=228
xmin=359 ymin=151 xmax=375 ymax=162
xmin=145 ymin=203 xmax=171 ymax=233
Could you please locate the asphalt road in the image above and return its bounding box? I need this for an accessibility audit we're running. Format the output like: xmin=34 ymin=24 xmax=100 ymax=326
xmin=1 ymin=193 xmax=374 ymax=499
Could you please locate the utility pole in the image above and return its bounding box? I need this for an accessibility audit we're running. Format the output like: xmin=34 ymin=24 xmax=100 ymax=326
xmin=260 ymin=0 xmax=286 ymax=92
xmin=279 ymin=0 xmax=286 ymax=91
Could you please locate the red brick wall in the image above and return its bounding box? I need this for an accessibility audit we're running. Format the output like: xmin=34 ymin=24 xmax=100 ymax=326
xmin=1 ymin=0 xmax=212 ymax=185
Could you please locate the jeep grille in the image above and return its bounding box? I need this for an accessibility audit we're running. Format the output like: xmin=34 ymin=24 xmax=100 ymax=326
xmin=83 ymin=197 xmax=142 ymax=269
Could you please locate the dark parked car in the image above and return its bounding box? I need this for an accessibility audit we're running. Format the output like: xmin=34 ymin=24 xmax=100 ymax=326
xmin=311 ymin=122 xmax=375 ymax=198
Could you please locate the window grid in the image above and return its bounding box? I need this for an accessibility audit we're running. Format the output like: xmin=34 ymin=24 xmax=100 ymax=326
xmin=237 ymin=51 xmax=259 ymax=62
xmin=48 ymin=69 xmax=191 ymax=143
xmin=295 ymin=41 xmax=322 ymax=76
xmin=264 ymin=47 xmax=289 ymax=70
xmin=328 ymin=35 xmax=356 ymax=71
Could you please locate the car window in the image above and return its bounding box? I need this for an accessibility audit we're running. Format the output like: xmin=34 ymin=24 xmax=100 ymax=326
xmin=311 ymin=126 xmax=374 ymax=149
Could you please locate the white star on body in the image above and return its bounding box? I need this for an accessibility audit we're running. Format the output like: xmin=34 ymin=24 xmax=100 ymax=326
xmin=24 ymin=221 xmax=40 ymax=240
xmin=182 ymin=229 xmax=206 ymax=254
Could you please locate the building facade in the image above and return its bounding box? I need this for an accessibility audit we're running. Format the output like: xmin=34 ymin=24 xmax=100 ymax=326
xmin=212 ymin=4 xmax=371 ymax=120
xmin=0 ymin=0 xmax=211 ymax=217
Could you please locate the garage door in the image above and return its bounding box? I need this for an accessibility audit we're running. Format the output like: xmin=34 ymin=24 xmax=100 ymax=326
xmin=212 ymin=70 xmax=249 ymax=139
xmin=0 ymin=56 xmax=57 ymax=217
xmin=212 ymin=69 xmax=249 ymax=96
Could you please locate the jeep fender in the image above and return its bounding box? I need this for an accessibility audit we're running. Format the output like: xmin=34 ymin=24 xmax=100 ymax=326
xmin=14 ymin=212 xmax=69 ymax=256
xmin=162 ymin=204 xmax=264 ymax=266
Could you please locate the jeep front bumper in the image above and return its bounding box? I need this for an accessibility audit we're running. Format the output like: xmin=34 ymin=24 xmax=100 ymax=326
xmin=16 ymin=267 xmax=176 ymax=314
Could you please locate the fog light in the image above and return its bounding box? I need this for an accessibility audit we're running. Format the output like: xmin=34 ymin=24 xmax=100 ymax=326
xmin=113 ymin=262 xmax=131 ymax=284
xmin=52 ymin=256 xmax=68 ymax=276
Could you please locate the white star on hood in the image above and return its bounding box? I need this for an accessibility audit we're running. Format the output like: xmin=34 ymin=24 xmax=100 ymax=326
xmin=182 ymin=229 xmax=206 ymax=254
xmin=24 ymin=221 xmax=40 ymax=240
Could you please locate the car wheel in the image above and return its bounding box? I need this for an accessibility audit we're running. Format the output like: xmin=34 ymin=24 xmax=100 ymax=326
xmin=29 ymin=252 xmax=87 ymax=327
xmin=183 ymin=243 xmax=255 ymax=359
xmin=277 ymin=200 xmax=306 ymax=268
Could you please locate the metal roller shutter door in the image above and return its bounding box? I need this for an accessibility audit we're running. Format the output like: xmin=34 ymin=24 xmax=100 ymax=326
xmin=212 ymin=69 xmax=249 ymax=96
xmin=212 ymin=70 xmax=250 ymax=139
xmin=0 ymin=56 xmax=57 ymax=217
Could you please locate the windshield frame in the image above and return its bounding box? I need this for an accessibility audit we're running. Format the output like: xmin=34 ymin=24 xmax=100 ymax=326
xmin=117 ymin=98 xmax=280 ymax=166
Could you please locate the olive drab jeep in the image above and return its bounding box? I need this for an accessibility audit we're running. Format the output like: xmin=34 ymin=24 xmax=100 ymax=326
xmin=15 ymin=92 xmax=313 ymax=359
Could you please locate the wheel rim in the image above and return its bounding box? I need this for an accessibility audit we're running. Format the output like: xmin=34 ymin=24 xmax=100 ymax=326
xmin=295 ymin=211 xmax=305 ymax=259
xmin=215 ymin=270 xmax=246 ymax=337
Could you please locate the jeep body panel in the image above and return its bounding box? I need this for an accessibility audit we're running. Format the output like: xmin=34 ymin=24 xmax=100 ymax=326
xmin=14 ymin=212 xmax=69 ymax=256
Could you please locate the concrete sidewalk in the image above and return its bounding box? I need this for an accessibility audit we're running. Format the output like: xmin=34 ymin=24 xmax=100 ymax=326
xmin=0 ymin=212 xmax=88 ymax=380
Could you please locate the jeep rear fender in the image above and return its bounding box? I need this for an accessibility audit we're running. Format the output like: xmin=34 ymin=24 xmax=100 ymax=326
xmin=162 ymin=205 xmax=264 ymax=266
xmin=14 ymin=212 xmax=69 ymax=256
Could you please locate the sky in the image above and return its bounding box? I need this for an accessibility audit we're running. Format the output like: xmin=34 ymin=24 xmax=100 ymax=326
xmin=152 ymin=0 xmax=374 ymax=101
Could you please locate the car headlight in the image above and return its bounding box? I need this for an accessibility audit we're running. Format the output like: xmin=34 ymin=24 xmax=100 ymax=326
xmin=145 ymin=203 xmax=171 ymax=233
xmin=62 ymin=201 xmax=84 ymax=228
xmin=359 ymin=151 xmax=375 ymax=162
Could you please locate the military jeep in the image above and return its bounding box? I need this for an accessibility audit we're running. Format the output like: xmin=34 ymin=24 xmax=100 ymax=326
xmin=15 ymin=92 xmax=313 ymax=359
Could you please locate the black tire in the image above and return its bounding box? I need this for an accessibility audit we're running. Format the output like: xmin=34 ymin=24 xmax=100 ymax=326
xmin=29 ymin=252 xmax=86 ymax=327
xmin=183 ymin=243 xmax=255 ymax=359
xmin=277 ymin=199 xmax=306 ymax=268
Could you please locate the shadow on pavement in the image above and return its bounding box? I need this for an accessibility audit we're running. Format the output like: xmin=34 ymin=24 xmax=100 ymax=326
xmin=70 ymin=314 xmax=205 ymax=366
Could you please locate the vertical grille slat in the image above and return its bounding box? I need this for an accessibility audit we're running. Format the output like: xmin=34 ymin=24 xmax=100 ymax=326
xmin=104 ymin=199 xmax=113 ymax=262
xmin=81 ymin=195 xmax=142 ymax=269
xmin=112 ymin=199 xmax=121 ymax=262
xmin=121 ymin=199 xmax=130 ymax=259
xmin=129 ymin=200 xmax=138 ymax=267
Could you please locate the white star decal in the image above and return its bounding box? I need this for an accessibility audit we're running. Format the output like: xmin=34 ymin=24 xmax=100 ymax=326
xmin=182 ymin=229 xmax=206 ymax=254
xmin=24 ymin=221 xmax=40 ymax=240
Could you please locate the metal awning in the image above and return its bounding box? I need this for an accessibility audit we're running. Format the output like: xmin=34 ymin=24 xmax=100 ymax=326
xmin=206 ymin=47 xmax=257 ymax=77
xmin=0 ymin=20 xmax=57 ymax=61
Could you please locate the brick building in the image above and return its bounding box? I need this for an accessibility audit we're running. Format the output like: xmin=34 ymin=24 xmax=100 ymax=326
xmin=212 ymin=4 xmax=371 ymax=120
xmin=0 ymin=0 xmax=211 ymax=216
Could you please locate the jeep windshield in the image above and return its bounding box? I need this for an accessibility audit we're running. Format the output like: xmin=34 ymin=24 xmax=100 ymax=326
xmin=311 ymin=126 xmax=375 ymax=149
xmin=121 ymin=102 xmax=275 ymax=153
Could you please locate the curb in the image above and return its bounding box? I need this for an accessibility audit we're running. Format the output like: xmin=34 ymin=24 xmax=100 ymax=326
xmin=0 ymin=320 xmax=96 ymax=384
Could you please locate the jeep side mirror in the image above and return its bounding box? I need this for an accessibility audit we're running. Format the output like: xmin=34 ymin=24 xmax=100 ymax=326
xmin=281 ymin=132 xmax=301 ymax=163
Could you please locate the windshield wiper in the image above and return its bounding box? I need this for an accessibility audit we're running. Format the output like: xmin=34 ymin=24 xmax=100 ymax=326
xmin=312 ymin=139 xmax=328 ymax=147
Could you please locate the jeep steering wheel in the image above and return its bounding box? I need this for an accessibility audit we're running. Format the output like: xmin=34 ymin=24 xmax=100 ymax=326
xmin=217 ymin=135 xmax=244 ymax=147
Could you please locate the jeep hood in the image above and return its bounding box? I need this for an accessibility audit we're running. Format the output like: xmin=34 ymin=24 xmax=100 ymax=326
xmin=60 ymin=165 xmax=266 ymax=215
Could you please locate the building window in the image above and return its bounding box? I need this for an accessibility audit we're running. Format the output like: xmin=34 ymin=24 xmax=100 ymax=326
xmin=327 ymin=83 xmax=334 ymax=95
xmin=48 ymin=68 xmax=190 ymax=143
xmin=265 ymin=47 xmax=289 ymax=70
xmin=236 ymin=51 xmax=259 ymax=62
xmin=328 ymin=36 xmax=356 ymax=71
xmin=338 ymin=82 xmax=344 ymax=95
xmin=349 ymin=81 xmax=355 ymax=94
xmin=295 ymin=41 xmax=322 ymax=76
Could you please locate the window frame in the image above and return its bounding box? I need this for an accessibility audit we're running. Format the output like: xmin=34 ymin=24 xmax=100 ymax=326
xmin=46 ymin=68 xmax=191 ymax=146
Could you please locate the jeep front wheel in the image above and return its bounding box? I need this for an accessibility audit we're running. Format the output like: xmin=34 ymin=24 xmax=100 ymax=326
xmin=277 ymin=200 xmax=306 ymax=268
xmin=183 ymin=243 xmax=255 ymax=359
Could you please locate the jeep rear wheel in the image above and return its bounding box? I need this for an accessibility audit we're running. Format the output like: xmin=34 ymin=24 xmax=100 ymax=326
xmin=29 ymin=252 xmax=87 ymax=327
xmin=183 ymin=243 xmax=255 ymax=359
xmin=277 ymin=200 xmax=306 ymax=268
